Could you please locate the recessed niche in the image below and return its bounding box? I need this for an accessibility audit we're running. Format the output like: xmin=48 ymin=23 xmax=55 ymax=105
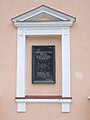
xmin=26 ymin=35 xmax=62 ymax=95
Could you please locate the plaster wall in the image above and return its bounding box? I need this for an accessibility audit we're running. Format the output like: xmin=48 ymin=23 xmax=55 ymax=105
xmin=0 ymin=0 xmax=90 ymax=120
xmin=26 ymin=36 xmax=62 ymax=95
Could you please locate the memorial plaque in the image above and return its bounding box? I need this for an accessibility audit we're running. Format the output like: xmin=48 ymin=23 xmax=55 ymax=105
xmin=32 ymin=45 xmax=55 ymax=84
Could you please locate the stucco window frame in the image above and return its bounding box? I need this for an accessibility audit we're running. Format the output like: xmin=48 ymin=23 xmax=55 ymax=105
xmin=11 ymin=5 xmax=76 ymax=113
xmin=15 ymin=25 xmax=71 ymax=113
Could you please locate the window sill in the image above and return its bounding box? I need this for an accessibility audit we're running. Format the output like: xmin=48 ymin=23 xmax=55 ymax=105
xmin=15 ymin=95 xmax=72 ymax=113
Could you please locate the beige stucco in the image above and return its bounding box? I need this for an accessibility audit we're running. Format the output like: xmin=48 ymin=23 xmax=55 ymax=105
xmin=0 ymin=0 xmax=90 ymax=120
xmin=26 ymin=36 xmax=62 ymax=95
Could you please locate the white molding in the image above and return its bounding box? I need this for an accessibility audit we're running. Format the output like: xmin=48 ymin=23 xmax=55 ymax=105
xmin=16 ymin=27 xmax=71 ymax=112
xmin=17 ymin=102 xmax=26 ymax=112
xmin=15 ymin=21 xmax=73 ymax=27
xmin=16 ymin=99 xmax=71 ymax=103
xmin=25 ymin=29 xmax=62 ymax=36
xmin=16 ymin=99 xmax=61 ymax=103
xmin=62 ymin=103 xmax=71 ymax=112
xmin=16 ymin=27 xmax=72 ymax=113
xmin=16 ymin=99 xmax=71 ymax=112
xmin=12 ymin=5 xmax=75 ymax=113
xmin=16 ymin=28 xmax=26 ymax=97
xmin=62 ymin=27 xmax=70 ymax=97
xmin=11 ymin=5 xmax=76 ymax=23
xmin=19 ymin=10 xmax=68 ymax=22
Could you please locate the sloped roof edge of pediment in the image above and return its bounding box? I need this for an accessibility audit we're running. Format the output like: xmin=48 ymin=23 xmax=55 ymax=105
xmin=11 ymin=5 xmax=76 ymax=23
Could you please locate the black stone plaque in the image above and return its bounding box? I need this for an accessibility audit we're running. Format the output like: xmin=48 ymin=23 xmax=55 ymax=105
xmin=32 ymin=45 xmax=55 ymax=84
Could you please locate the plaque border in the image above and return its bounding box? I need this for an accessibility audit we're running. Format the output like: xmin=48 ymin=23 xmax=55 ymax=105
xmin=32 ymin=45 xmax=56 ymax=84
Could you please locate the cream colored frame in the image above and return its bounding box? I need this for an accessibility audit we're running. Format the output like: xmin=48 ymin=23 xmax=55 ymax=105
xmin=16 ymin=24 xmax=71 ymax=112
xmin=11 ymin=5 xmax=76 ymax=113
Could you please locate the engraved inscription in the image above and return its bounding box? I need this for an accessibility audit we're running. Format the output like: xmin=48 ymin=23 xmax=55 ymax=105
xmin=32 ymin=46 xmax=55 ymax=84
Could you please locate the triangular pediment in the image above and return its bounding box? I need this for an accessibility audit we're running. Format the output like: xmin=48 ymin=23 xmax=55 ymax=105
xmin=23 ymin=12 xmax=62 ymax=22
xmin=11 ymin=5 xmax=76 ymax=23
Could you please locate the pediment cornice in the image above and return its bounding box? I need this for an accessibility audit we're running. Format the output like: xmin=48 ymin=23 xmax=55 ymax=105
xmin=11 ymin=5 xmax=76 ymax=27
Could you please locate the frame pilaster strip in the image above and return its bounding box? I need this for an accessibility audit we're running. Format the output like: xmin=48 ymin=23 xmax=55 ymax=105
xmin=62 ymin=27 xmax=70 ymax=97
xmin=17 ymin=28 xmax=26 ymax=97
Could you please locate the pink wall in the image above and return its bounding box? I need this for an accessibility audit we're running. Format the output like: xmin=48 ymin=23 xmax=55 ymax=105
xmin=26 ymin=36 xmax=62 ymax=95
xmin=0 ymin=0 xmax=90 ymax=120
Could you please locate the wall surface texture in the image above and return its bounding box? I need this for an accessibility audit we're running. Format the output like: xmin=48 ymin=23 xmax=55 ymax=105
xmin=0 ymin=0 xmax=90 ymax=120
